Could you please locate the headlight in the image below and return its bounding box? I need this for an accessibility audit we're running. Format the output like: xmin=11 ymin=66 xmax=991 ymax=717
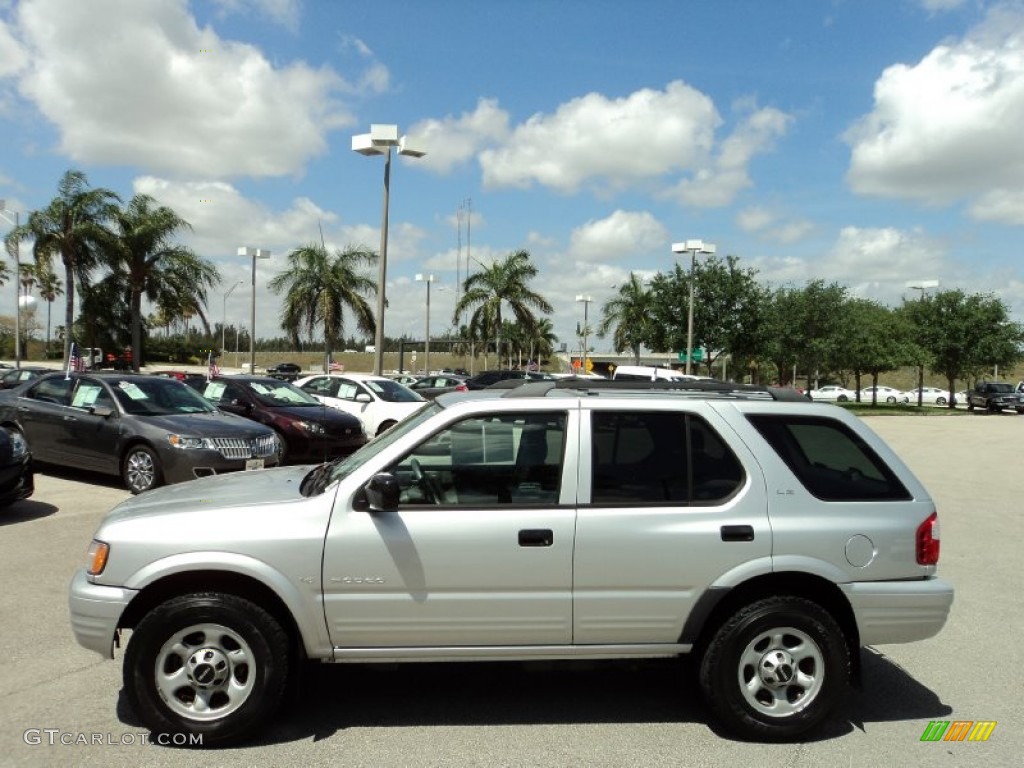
xmin=167 ymin=434 xmax=213 ymax=450
xmin=87 ymin=540 xmax=109 ymax=576
xmin=7 ymin=429 xmax=28 ymax=459
xmin=296 ymin=421 xmax=326 ymax=435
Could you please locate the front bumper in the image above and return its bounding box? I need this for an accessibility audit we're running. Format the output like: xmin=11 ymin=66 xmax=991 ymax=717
xmin=158 ymin=446 xmax=279 ymax=485
xmin=842 ymin=577 xmax=954 ymax=645
xmin=68 ymin=569 xmax=137 ymax=658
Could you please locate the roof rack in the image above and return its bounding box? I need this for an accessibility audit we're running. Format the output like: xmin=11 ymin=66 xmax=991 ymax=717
xmin=498 ymin=377 xmax=811 ymax=402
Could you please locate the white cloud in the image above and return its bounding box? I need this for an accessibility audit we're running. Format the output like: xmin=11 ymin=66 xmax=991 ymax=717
xmin=210 ymin=0 xmax=302 ymax=32
xmin=11 ymin=0 xmax=360 ymax=179
xmin=479 ymin=81 xmax=718 ymax=193
xmin=969 ymin=187 xmax=1024 ymax=223
xmin=736 ymin=205 xmax=813 ymax=244
xmin=0 ymin=16 xmax=26 ymax=77
xmin=408 ymin=98 xmax=511 ymax=175
xmin=845 ymin=5 xmax=1024 ymax=211
xmin=567 ymin=210 xmax=668 ymax=262
xmin=918 ymin=0 xmax=968 ymax=12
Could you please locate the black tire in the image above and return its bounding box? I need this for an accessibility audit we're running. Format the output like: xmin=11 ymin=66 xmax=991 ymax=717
xmin=885 ymin=396 xmax=896 ymax=404
xmin=935 ymin=397 xmax=946 ymax=406
xmin=376 ymin=420 xmax=397 ymax=437
xmin=273 ymin=431 xmax=288 ymax=464
xmin=836 ymin=395 xmax=848 ymax=403
xmin=122 ymin=445 xmax=163 ymax=494
xmin=123 ymin=593 xmax=290 ymax=747
xmin=699 ymin=596 xmax=849 ymax=741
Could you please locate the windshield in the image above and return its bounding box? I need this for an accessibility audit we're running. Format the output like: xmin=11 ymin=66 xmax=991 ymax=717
xmin=246 ymin=379 xmax=321 ymax=406
xmin=107 ymin=377 xmax=217 ymax=416
xmin=364 ymin=377 xmax=426 ymax=403
xmin=304 ymin=400 xmax=443 ymax=495
xmin=988 ymin=383 xmax=1015 ymax=393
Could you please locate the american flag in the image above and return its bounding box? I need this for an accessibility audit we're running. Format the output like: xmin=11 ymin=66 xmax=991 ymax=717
xmin=328 ymin=361 xmax=344 ymax=372
xmin=207 ymin=351 xmax=220 ymax=381
xmin=66 ymin=342 xmax=85 ymax=379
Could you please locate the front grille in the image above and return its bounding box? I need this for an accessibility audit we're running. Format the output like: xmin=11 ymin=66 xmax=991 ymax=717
xmin=212 ymin=435 xmax=277 ymax=459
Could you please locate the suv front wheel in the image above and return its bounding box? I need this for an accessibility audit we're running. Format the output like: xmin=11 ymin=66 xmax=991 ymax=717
xmin=124 ymin=592 xmax=290 ymax=746
xmin=699 ymin=596 xmax=849 ymax=741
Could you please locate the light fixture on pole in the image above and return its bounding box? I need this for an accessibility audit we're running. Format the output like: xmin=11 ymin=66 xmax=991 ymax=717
xmin=238 ymin=247 xmax=270 ymax=375
xmin=906 ymin=280 xmax=940 ymax=407
xmin=671 ymin=239 xmax=717 ymax=376
xmin=575 ymin=294 xmax=592 ymax=374
xmin=0 ymin=201 xmax=21 ymax=369
xmin=352 ymin=124 xmax=427 ymax=376
xmin=221 ymin=279 xmax=245 ymax=361
xmin=415 ymin=273 xmax=435 ymax=375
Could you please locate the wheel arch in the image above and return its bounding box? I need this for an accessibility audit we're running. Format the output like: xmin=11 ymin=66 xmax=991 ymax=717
xmin=682 ymin=571 xmax=862 ymax=685
xmin=117 ymin=569 xmax=307 ymax=664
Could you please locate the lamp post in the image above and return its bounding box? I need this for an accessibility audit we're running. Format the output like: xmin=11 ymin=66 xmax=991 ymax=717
xmin=0 ymin=201 xmax=21 ymax=368
xmin=238 ymin=247 xmax=270 ymax=374
xmin=671 ymin=239 xmax=717 ymax=375
xmin=415 ymin=273 xmax=435 ymax=375
xmin=352 ymin=124 xmax=427 ymax=375
xmin=575 ymin=294 xmax=592 ymax=374
xmin=906 ymin=280 xmax=940 ymax=407
xmin=221 ymin=279 xmax=245 ymax=361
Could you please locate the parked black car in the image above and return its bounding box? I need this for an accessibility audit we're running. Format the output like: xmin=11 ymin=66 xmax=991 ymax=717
xmin=0 ymin=372 xmax=279 ymax=493
xmin=0 ymin=425 xmax=33 ymax=508
xmin=266 ymin=362 xmax=302 ymax=382
xmin=460 ymin=370 xmax=554 ymax=390
xmin=0 ymin=366 xmax=51 ymax=390
xmin=186 ymin=376 xmax=367 ymax=463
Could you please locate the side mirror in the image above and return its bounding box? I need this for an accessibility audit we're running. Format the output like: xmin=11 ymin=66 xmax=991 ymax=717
xmin=365 ymin=472 xmax=400 ymax=512
xmin=90 ymin=405 xmax=114 ymax=418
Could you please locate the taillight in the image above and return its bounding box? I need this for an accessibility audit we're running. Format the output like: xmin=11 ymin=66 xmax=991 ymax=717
xmin=455 ymin=383 xmax=468 ymax=392
xmin=916 ymin=512 xmax=940 ymax=565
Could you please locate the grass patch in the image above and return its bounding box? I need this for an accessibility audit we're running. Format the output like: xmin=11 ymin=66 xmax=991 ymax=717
xmin=836 ymin=403 xmax=970 ymax=416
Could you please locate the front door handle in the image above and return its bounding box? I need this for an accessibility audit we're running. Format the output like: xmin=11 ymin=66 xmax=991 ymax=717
xmin=518 ymin=529 xmax=553 ymax=547
xmin=720 ymin=525 xmax=754 ymax=542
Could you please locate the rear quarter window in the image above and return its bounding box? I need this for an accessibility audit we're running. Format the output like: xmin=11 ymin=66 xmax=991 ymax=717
xmin=746 ymin=414 xmax=911 ymax=501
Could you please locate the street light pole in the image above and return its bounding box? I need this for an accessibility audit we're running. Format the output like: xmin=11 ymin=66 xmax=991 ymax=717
xmin=671 ymin=239 xmax=716 ymax=375
xmin=575 ymin=294 xmax=592 ymax=374
xmin=906 ymin=279 xmax=940 ymax=407
xmin=416 ymin=273 xmax=435 ymax=375
xmin=221 ymin=280 xmax=244 ymax=361
xmin=0 ymin=202 xmax=20 ymax=368
xmin=353 ymin=124 xmax=426 ymax=376
xmin=238 ymin=247 xmax=270 ymax=375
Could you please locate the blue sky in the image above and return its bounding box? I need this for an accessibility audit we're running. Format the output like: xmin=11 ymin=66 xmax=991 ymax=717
xmin=3 ymin=0 xmax=1024 ymax=351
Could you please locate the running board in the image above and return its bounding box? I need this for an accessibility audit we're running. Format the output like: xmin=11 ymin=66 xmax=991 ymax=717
xmin=330 ymin=643 xmax=691 ymax=663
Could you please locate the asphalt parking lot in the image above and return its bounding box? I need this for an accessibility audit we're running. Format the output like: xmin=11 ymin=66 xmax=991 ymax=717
xmin=0 ymin=415 xmax=1020 ymax=767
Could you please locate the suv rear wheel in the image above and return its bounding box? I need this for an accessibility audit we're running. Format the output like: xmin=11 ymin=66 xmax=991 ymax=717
xmin=699 ymin=596 xmax=849 ymax=741
xmin=124 ymin=592 xmax=290 ymax=746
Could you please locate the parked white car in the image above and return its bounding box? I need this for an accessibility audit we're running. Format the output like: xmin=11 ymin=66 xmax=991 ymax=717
xmin=295 ymin=373 xmax=427 ymax=437
xmin=903 ymin=387 xmax=956 ymax=406
xmin=858 ymin=386 xmax=905 ymax=404
xmin=808 ymin=385 xmax=857 ymax=403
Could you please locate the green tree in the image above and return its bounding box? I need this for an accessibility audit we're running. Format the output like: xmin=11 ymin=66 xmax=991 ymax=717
xmin=598 ymin=272 xmax=654 ymax=364
xmin=904 ymin=289 xmax=1024 ymax=404
xmin=4 ymin=169 xmax=119 ymax=361
xmin=268 ymin=243 xmax=377 ymax=365
xmin=453 ymin=249 xmax=553 ymax=364
xmin=33 ymin=263 xmax=63 ymax=355
xmin=106 ymin=194 xmax=216 ymax=370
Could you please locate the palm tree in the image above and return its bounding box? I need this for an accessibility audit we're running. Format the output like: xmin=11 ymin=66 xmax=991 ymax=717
xmin=3 ymin=169 xmax=119 ymax=362
xmin=268 ymin=243 xmax=377 ymax=364
xmin=598 ymin=272 xmax=654 ymax=364
xmin=32 ymin=263 xmax=63 ymax=355
xmin=105 ymin=194 xmax=216 ymax=370
xmin=452 ymin=249 xmax=553 ymax=364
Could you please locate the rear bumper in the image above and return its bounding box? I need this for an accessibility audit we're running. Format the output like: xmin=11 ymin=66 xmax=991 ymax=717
xmin=68 ymin=569 xmax=137 ymax=658
xmin=842 ymin=577 xmax=954 ymax=645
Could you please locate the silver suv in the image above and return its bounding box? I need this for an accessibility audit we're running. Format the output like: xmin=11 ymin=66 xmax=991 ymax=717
xmin=69 ymin=379 xmax=953 ymax=745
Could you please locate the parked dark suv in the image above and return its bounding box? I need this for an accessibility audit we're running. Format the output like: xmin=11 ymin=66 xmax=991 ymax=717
xmin=186 ymin=375 xmax=367 ymax=462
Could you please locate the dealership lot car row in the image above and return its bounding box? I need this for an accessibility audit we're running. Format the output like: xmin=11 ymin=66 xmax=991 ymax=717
xmin=65 ymin=378 xmax=952 ymax=747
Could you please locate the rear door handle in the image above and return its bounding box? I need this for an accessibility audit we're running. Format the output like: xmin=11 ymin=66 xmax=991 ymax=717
xmin=720 ymin=525 xmax=754 ymax=542
xmin=518 ymin=529 xmax=553 ymax=547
